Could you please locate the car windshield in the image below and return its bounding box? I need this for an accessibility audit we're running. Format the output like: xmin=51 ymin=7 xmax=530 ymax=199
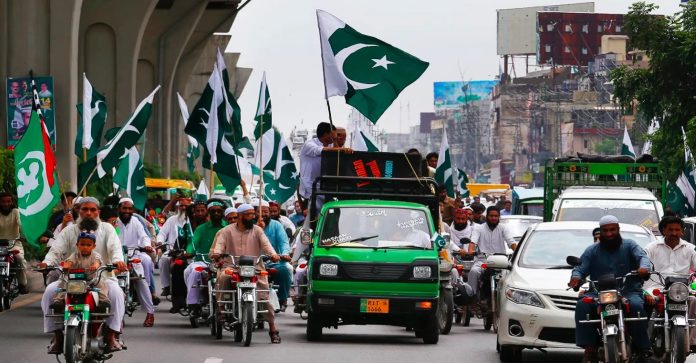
xmin=500 ymin=218 xmax=541 ymax=238
xmin=319 ymin=207 xmax=432 ymax=249
xmin=521 ymin=203 xmax=544 ymax=217
xmin=557 ymin=199 xmax=659 ymax=229
xmin=519 ymin=229 xmax=653 ymax=269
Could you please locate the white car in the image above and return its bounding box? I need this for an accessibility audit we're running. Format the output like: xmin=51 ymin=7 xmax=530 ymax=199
xmin=495 ymin=221 xmax=657 ymax=362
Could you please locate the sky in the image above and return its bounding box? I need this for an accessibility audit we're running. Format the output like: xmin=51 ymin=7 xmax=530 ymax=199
xmin=226 ymin=0 xmax=682 ymax=138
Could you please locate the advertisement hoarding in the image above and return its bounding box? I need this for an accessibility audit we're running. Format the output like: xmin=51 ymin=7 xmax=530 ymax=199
xmin=433 ymin=81 xmax=498 ymax=111
xmin=6 ymin=76 xmax=55 ymax=148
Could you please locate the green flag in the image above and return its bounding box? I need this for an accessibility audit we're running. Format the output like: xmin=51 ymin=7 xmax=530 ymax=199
xmin=350 ymin=120 xmax=379 ymax=152
xmin=96 ymin=86 xmax=160 ymax=177
xmin=260 ymin=128 xmax=299 ymax=204
xmin=177 ymin=92 xmax=199 ymax=174
xmin=217 ymin=48 xmax=252 ymax=150
xmin=434 ymin=127 xmax=454 ymax=197
xmin=75 ymin=73 xmax=107 ymax=160
xmin=457 ymin=168 xmax=470 ymax=198
xmin=253 ymin=71 xmax=272 ymax=139
xmin=113 ymin=147 xmax=147 ymax=211
xmin=317 ymin=9 xmax=429 ymax=123
xmin=14 ymin=108 xmax=60 ymax=247
xmin=621 ymin=125 xmax=636 ymax=158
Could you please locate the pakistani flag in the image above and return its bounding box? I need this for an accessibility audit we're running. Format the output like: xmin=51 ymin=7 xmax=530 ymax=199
xmin=317 ymin=9 xmax=429 ymax=123
xmin=351 ymin=120 xmax=379 ymax=152
xmin=621 ymin=125 xmax=636 ymax=157
xmin=14 ymin=97 xmax=60 ymax=247
xmin=253 ymin=71 xmax=272 ymax=139
xmin=96 ymin=86 xmax=160 ymax=177
xmin=217 ymin=48 xmax=252 ymax=150
xmin=113 ymin=147 xmax=147 ymax=211
xmin=75 ymin=73 xmax=107 ymax=160
xmin=670 ymin=128 xmax=696 ymax=217
xmin=259 ymin=128 xmax=299 ymax=204
xmin=457 ymin=168 xmax=470 ymax=198
xmin=177 ymin=92 xmax=199 ymax=173
xmin=434 ymin=127 xmax=454 ymax=197
xmin=196 ymin=180 xmax=209 ymax=201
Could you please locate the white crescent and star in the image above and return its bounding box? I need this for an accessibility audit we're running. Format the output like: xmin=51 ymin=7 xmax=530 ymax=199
xmin=334 ymin=43 xmax=380 ymax=90
xmin=371 ymin=55 xmax=394 ymax=70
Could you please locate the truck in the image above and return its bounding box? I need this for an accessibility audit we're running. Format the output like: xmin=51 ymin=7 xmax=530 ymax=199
xmin=543 ymin=156 xmax=666 ymax=230
xmin=300 ymin=151 xmax=449 ymax=344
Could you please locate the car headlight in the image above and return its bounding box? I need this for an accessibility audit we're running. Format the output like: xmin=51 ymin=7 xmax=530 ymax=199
xmin=598 ymin=290 xmax=619 ymax=304
xmin=66 ymin=281 xmax=87 ymax=294
xmin=668 ymin=283 xmax=690 ymax=303
xmin=413 ymin=266 xmax=432 ymax=279
xmin=239 ymin=266 xmax=256 ymax=278
xmin=505 ymin=287 xmax=544 ymax=308
xmin=319 ymin=263 xmax=338 ymax=276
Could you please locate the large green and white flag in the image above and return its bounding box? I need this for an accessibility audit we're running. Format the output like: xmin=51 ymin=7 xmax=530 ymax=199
xmin=217 ymin=48 xmax=252 ymax=150
xmin=113 ymin=147 xmax=147 ymax=211
xmin=177 ymin=92 xmax=199 ymax=174
xmin=351 ymin=120 xmax=379 ymax=152
xmin=96 ymin=86 xmax=160 ymax=177
xmin=317 ymin=9 xmax=429 ymax=123
xmin=259 ymin=128 xmax=299 ymax=204
xmin=671 ymin=128 xmax=696 ymax=216
xmin=457 ymin=168 xmax=470 ymax=198
xmin=434 ymin=127 xmax=454 ymax=197
xmin=621 ymin=125 xmax=636 ymax=157
xmin=75 ymin=73 xmax=107 ymax=160
xmin=254 ymin=71 xmax=272 ymax=139
xmin=195 ymin=180 xmax=209 ymax=202
xmin=14 ymin=108 xmax=60 ymax=247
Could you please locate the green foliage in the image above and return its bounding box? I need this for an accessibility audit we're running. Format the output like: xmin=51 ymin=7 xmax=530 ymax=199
xmin=611 ymin=2 xmax=696 ymax=180
xmin=594 ymin=140 xmax=619 ymax=155
xmin=143 ymin=162 xmax=162 ymax=178
xmin=0 ymin=149 xmax=15 ymax=193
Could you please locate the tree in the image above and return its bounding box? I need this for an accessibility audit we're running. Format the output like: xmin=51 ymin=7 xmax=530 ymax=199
xmin=611 ymin=2 xmax=696 ymax=180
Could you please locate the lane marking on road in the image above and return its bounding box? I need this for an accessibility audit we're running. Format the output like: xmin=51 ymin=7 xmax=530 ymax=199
xmin=204 ymin=358 xmax=223 ymax=363
xmin=0 ymin=293 xmax=42 ymax=315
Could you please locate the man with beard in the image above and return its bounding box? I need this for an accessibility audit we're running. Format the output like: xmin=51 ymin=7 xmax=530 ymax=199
xmin=184 ymin=199 xmax=227 ymax=313
xmin=38 ymin=197 xmax=126 ymax=353
xmin=333 ymin=126 xmax=347 ymax=148
xmin=257 ymin=200 xmax=293 ymax=311
xmin=114 ymin=198 xmax=156 ymax=327
xmin=191 ymin=201 xmax=209 ymax=231
xmin=269 ymin=201 xmax=295 ymax=238
xmin=156 ymin=198 xmax=193 ymax=301
xmin=438 ymin=184 xmax=456 ymax=225
xmin=210 ymin=204 xmax=282 ymax=343
xmin=0 ymin=192 xmax=28 ymax=294
xmin=466 ymin=206 xmax=516 ymax=296
xmin=450 ymin=208 xmax=474 ymax=253
xmin=568 ymin=215 xmax=653 ymax=363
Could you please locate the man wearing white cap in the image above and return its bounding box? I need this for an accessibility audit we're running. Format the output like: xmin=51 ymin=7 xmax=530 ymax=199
xmin=224 ymin=207 xmax=238 ymax=225
xmin=210 ymin=203 xmax=282 ymax=343
xmin=156 ymin=197 xmax=193 ymax=298
xmin=115 ymin=197 xmax=156 ymax=327
xmin=568 ymin=215 xmax=654 ymax=362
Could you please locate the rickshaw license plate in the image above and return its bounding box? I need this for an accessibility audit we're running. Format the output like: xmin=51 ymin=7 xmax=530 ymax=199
xmin=360 ymin=299 xmax=389 ymax=313
xmin=668 ymin=304 xmax=688 ymax=311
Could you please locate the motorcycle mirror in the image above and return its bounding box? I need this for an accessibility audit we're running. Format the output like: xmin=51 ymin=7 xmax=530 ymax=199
xmin=566 ymin=256 xmax=581 ymax=267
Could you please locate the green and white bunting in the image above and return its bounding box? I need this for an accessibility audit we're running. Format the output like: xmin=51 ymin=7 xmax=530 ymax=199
xmin=621 ymin=125 xmax=636 ymax=158
xmin=317 ymin=9 xmax=429 ymax=123
xmin=457 ymin=168 xmax=470 ymax=198
xmin=254 ymin=71 xmax=272 ymax=139
xmin=351 ymin=120 xmax=379 ymax=152
xmin=260 ymin=128 xmax=299 ymax=204
xmin=113 ymin=147 xmax=147 ymax=211
xmin=434 ymin=127 xmax=454 ymax=197
xmin=177 ymin=92 xmax=199 ymax=174
xmin=75 ymin=73 xmax=107 ymax=160
xmin=96 ymin=86 xmax=160 ymax=177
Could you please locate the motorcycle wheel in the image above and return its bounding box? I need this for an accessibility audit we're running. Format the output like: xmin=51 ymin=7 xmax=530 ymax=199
xmin=210 ymin=297 xmax=219 ymax=338
xmin=189 ymin=315 xmax=199 ymax=328
xmin=484 ymin=312 xmax=493 ymax=331
xmin=463 ymin=309 xmax=472 ymax=327
xmin=0 ymin=278 xmax=5 ymax=312
xmin=438 ymin=289 xmax=454 ymax=335
xmin=604 ymin=335 xmax=620 ymax=363
xmin=241 ymin=301 xmax=254 ymax=347
xmin=454 ymin=310 xmax=462 ymax=324
xmin=64 ymin=325 xmax=80 ymax=363
xmin=493 ymin=310 xmax=499 ymax=334
xmin=670 ymin=325 xmax=687 ymax=363
xmin=2 ymin=295 xmax=10 ymax=310
xmin=306 ymin=312 xmax=323 ymax=341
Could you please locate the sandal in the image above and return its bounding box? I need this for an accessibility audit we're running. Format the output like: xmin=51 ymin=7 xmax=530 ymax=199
xmin=269 ymin=331 xmax=281 ymax=344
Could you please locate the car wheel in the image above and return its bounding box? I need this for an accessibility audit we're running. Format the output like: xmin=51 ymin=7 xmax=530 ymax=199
xmin=500 ymin=345 xmax=522 ymax=362
xmin=421 ymin=314 xmax=439 ymax=344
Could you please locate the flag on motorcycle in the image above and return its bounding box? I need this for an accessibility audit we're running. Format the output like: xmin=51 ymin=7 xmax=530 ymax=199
xmin=621 ymin=125 xmax=635 ymax=158
xmin=258 ymin=128 xmax=299 ymax=204
xmin=434 ymin=127 xmax=455 ymax=198
xmin=113 ymin=147 xmax=147 ymax=211
xmin=75 ymin=73 xmax=107 ymax=160
xmin=317 ymin=9 xmax=429 ymax=123
xmin=177 ymin=92 xmax=199 ymax=174
xmin=457 ymin=168 xmax=470 ymax=198
xmin=253 ymin=71 xmax=272 ymax=139
xmin=351 ymin=120 xmax=379 ymax=152
xmin=96 ymin=86 xmax=160 ymax=178
xmin=14 ymin=82 xmax=61 ymax=247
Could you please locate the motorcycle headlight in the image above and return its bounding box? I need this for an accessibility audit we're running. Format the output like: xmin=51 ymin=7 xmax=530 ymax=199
xmin=505 ymin=287 xmax=544 ymax=308
xmin=239 ymin=266 xmax=256 ymax=278
xmin=319 ymin=263 xmax=338 ymax=276
xmin=413 ymin=266 xmax=432 ymax=279
xmin=66 ymin=281 xmax=87 ymax=294
xmin=598 ymin=290 xmax=619 ymax=304
xmin=668 ymin=283 xmax=690 ymax=303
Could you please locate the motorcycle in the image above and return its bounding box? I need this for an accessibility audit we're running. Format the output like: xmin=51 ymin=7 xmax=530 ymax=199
xmin=39 ymin=265 xmax=118 ymax=363
xmin=0 ymin=238 xmax=21 ymax=311
xmin=118 ymin=247 xmax=148 ymax=317
xmin=186 ymin=254 xmax=216 ymax=331
xmin=158 ymin=244 xmax=189 ymax=310
xmin=437 ymin=243 xmax=455 ymax=335
xmin=567 ymin=256 xmax=649 ymax=363
xmin=649 ymin=272 xmax=694 ymax=363
xmin=212 ymin=254 xmax=272 ymax=346
xmin=453 ymin=254 xmax=476 ymax=326
xmin=459 ymin=250 xmax=505 ymax=332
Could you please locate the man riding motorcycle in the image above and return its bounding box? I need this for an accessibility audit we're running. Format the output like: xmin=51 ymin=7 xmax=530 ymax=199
xmin=0 ymin=192 xmax=28 ymax=294
xmin=257 ymin=201 xmax=292 ymax=312
xmin=156 ymin=198 xmax=192 ymax=302
xmin=568 ymin=215 xmax=654 ymax=363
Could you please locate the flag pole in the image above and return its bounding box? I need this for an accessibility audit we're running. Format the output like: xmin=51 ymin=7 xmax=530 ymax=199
xmin=258 ymin=114 xmax=264 ymax=202
xmin=209 ymin=165 xmax=215 ymax=198
xmin=82 ymin=147 xmax=88 ymax=196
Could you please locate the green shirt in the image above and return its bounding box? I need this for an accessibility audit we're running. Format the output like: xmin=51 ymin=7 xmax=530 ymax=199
xmin=187 ymin=221 xmax=226 ymax=261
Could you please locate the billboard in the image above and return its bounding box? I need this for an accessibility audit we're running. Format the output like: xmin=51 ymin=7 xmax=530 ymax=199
xmin=433 ymin=81 xmax=498 ymax=111
xmin=420 ymin=112 xmax=436 ymax=133
xmin=6 ymin=76 xmax=55 ymax=148
xmin=497 ymin=3 xmax=595 ymax=56
xmin=537 ymin=12 xmax=626 ymax=66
